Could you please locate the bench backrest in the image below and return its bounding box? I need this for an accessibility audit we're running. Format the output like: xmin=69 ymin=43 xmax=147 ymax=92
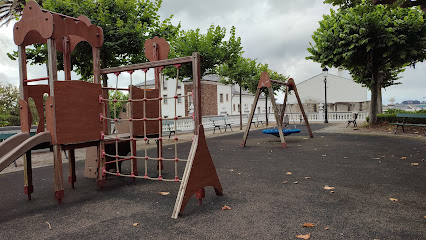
xmin=210 ymin=117 xmax=226 ymax=122
xmin=396 ymin=113 xmax=426 ymax=118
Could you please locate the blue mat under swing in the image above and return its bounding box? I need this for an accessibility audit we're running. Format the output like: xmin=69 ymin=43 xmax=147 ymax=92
xmin=262 ymin=128 xmax=301 ymax=137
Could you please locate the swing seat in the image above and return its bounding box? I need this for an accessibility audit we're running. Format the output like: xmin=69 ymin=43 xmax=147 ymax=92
xmin=263 ymin=128 xmax=300 ymax=137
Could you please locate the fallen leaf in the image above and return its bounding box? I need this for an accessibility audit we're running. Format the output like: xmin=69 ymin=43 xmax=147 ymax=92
xmin=343 ymin=157 xmax=347 ymax=159
xmin=297 ymin=145 xmax=302 ymax=147
xmin=414 ymin=131 xmax=419 ymax=134
xmin=133 ymin=223 xmax=139 ymax=226
xmin=222 ymin=205 xmax=232 ymax=210
xmin=229 ymin=169 xmax=234 ymax=172
xmin=314 ymin=148 xmax=318 ymax=151
xmin=305 ymin=177 xmax=311 ymax=179
xmin=321 ymin=136 xmax=325 ymax=138
xmin=302 ymin=223 xmax=315 ymax=227
xmin=167 ymin=147 xmax=172 ymax=150
xmin=401 ymin=157 xmax=407 ymax=160
xmin=411 ymin=163 xmax=419 ymax=166
xmin=322 ymin=155 xmax=327 ymax=157
xmin=389 ymin=198 xmax=398 ymax=202
xmin=46 ymin=221 xmax=52 ymax=230
xmin=286 ymin=172 xmax=292 ymax=175
xmin=296 ymin=233 xmax=311 ymax=239
xmin=294 ymin=181 xmax=299 ymax=184
xmin=237 ymin=172 xmax=241 ymax=175
xmin=423 ymin=216 xmax=426 ymax=219
xmin=282 ymin=181 xmax=288 ymax=184
xmin=324 ymin=227 xmax=329 ymax=230
xmin=303 ymin=138 xmax=308 ymax=140
xmin=323 ymin=185 xmax=335 ymax=190
xmin=330 ymin=191 xmax=335 ymax=193
xmin=158 ymin=192 xmax=170 ymax=196
xmin=381 ymin=156 xmax=385 ymax=158
xmin=372 ymin=158 xmax=380 ymax=160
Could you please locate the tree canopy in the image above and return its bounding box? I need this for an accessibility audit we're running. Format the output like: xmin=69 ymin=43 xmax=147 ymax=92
xmin=307 ymin=1 xmax=425 ymax=124
xmin=8 ymin=0 xmax=180 ymax=81
xmin=164 ymin=25 xmax=243 ymax=79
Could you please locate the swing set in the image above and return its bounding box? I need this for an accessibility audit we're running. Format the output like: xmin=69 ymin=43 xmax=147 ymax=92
xmin=241 ymin=71 xmax=314 ymax=148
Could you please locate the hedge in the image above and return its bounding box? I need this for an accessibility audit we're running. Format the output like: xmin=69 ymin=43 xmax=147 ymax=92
xmin=366 ymin=113 xmax=426 ymax=124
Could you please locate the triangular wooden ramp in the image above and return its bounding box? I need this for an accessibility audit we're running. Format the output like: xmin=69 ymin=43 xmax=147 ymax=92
xmin=172 ymin=125 xmax=223 ymax=219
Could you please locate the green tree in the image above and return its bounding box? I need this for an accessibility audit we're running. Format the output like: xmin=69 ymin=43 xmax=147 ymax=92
xmin=307 ymin=2 xmax=425 ymax=125
xmin=165 ymin=25 xmax=243 ymax=79
xmin=108 ymin=90 xmax=128 ymax=119
xmin=219 ymin=56 xmax=259 ymax=129
xmin=7 ymin=0 xmax=180 ymax=83
xmin=0 ymin=83 xmax=20 ymax=126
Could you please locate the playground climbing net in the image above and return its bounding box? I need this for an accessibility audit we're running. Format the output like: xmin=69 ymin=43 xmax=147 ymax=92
xmin=99 ymin=65 xmax=193 ymax=182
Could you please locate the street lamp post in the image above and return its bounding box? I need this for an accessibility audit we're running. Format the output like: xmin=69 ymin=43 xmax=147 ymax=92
xmin=322 ymin=67 xmax=328 ymax=123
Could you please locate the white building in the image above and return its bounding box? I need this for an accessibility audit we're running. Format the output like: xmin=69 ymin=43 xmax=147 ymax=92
xmin=286 ymin=71 xmax=369 ymax=113
xmin=136 ymin=74 xmax=274 ymax=118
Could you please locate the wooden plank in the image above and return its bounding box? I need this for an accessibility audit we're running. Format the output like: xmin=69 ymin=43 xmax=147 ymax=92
xmin=172 ymin=126 xmax=223 ymax=219
xmin=19 ymin=99 xmax=30 ymax=133
xmin=53 ymin=144 xmax=64 ymax=203
xmin=192 ymin=52 xmax=202 ymax=134
xmin=53 ymin=81 xmax=103 ymax=145
xmin=100 ymin=56 xmax=193 ymax=75
xmin=132 ymin=87 xmax=160 ymax=136
xmin=268 ymin=87 xmax=287 ymax=148
xmin=241 ymin=88 xmax=261 ymax=147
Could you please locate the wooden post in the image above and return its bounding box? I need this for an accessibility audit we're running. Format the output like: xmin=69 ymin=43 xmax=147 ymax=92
xmin=23 ymin=151 xmax=33 ymax=200
xmin=68 ymin=149 xmax=76 ymax=188
xmin=241 ymin=88 xmax=261 ymax=147
xmin=92 ymin=47 xmax=101 ymax=84
xmin=268 ymin=87 xmax=287 ymax=148
xmin=47 ymin=38 xmax=64 ymax=203
xmin=279 ymin=85 xmax=289 ymax=126
xmin=63 ymin=36 xmax=72 ymax=81
xmin=293 ymin=84 xmax=313 ymax=138
xmin=192 ymin=52 xmax=202 ymax=134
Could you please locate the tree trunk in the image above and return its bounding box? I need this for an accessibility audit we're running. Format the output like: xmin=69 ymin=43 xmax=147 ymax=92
xmin=377 ymin=87 xmax=383 ymax=114
xmin=369 ymin=70 xmax=380 ymax=126
xmin=239 ymin=87 xmax=242 ymax=130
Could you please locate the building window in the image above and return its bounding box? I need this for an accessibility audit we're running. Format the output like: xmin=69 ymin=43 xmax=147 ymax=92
xmin=163 ymin=95 xmax=168 ymax=104
xmin=220 ymin=94 xmax=223 ymax=103
xmin=177 ymin=80 xmax=181 ymax=89
xmin=233 ymin=104 xmax=236 ymax=111
xmin=269 ymin=107 xmax=271 ymax=112
xmin=258 ymin=107 xmax=260 ymax=113
xmin=177 ymin=94 xmax=182 ymax=103
xmin=163 ymin=78 xmax=167 ymax=90
xmin=226 ymin=94 xmax=229 ymax=102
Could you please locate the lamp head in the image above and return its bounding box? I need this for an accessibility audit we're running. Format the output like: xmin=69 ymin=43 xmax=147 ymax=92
xmin=322 ymin=67 xmax=328 ymax=78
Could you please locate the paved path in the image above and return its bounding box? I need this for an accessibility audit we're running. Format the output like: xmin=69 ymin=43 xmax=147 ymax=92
xmin=0 ymin=123 xmax=425 ymax=239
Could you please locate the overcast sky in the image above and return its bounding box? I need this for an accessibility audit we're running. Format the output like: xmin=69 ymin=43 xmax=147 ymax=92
xmin=0 ymin=0 xmax=424 ymax=104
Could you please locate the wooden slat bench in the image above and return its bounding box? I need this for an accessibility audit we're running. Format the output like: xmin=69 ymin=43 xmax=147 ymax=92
xmin=209 ymin=116 xmax=232 ymax=133
xmin=388 ymin=113 xmax=426 ymax=135
xmin=250 ymin=115 xmax=264 ymax=128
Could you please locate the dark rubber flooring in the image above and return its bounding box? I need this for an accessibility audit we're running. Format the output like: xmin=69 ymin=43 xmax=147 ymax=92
xmin=0 ymin=124 xmax=425 ymax=239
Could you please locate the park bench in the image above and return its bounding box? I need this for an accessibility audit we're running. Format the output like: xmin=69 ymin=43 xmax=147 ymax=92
xmin=210 ymin=116 xmax=232 ymax=133
xmin=388 ymin=113 xmax=426 ymax=135
xmin=346 ymin=112 xmax=358 ymax=128
xmin=249 ymin=114 xmax=264 ymax=128
xmin=163 ymin=120 xmax=177 ymax=138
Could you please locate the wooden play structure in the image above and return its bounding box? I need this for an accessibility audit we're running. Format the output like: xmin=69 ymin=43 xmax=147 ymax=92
xmin=0 ymin=1 xmax=223 ymax=219
xmin=241 ymin=71 xmax=313 ymax=148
